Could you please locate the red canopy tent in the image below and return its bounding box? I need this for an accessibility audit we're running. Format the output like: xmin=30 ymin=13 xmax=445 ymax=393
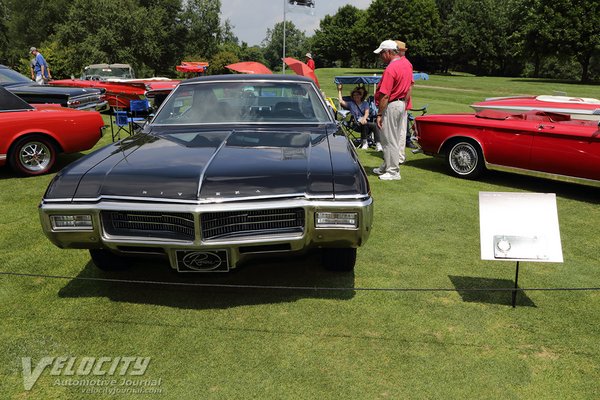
xmin=283 ymin=57 xmax=319 ymax=88
xmin=225 ymin=61 xmax=272 ymax=75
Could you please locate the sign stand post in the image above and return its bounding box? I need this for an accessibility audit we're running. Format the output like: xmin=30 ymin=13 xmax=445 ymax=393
xmin=512 ymin=261 xmax=520 ymax=308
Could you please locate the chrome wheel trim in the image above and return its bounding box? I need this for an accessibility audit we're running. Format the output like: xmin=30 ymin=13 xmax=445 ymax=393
xmin=19 ymin=141 xmax=52 ymax=172
xmin=450 ymin=143 xmax=478 ymax=175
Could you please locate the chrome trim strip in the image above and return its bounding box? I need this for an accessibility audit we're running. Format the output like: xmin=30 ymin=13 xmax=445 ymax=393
xmin=196 ymin=130 xmax=233 ymax=198
xmin=334 ymin=194 xmax=371 ymax=200
xmin=0 ymin=108 xmax=35 ymax=113
xmin=485 ymin=162 xmax=600 ymax=188
xmin=44 ymin=192 xmax=343 ymax=205
xmin=41 ymin=197 xmax=373 ymax=213
xmin=151 ymin=121 xmax=327 ymax=127
xmin=0 ymin=154 xmax=6 ymax=161
xmin=473 ymin=104 xmax=598 ymax=118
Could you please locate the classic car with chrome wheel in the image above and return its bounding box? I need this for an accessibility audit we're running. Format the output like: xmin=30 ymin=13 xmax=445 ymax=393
xmin=0 ymin=87 xmax=105 ymax=176
xmin=39 ymin=75 xmax=373 ymax=272
xmin=415 ymin=109 xmax=600 ymax=186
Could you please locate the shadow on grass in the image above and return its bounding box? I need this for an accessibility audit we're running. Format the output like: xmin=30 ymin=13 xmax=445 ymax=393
xmin=406 ymin=157 xmax=600 ymax=204
xmin=448 ymin=275 xmax=536 ymax=307
xmin=58 ymin=250 xmax=356 ymax=309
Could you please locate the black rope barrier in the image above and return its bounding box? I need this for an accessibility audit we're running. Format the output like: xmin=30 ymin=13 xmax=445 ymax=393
xmin=1 ymin=271 xmax=599 ymax=293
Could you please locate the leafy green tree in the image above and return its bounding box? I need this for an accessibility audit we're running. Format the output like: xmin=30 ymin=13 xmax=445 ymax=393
xmin=262 ymin=21 xmax=307 ymax=71
xmin=181 ymin=0 xmax=223 ymax=61
xmin=561 ymin=0 xmax=600 ymax=82
xmin=136 ymin=0 xmax=187 ymax=76
xmin=0 ymin=0 xmax=8 ymax=64
xmin=239 ymin=44 xmax=268 ymax=65
xmin=510 ymin=0 xmax=599 ymax=82
xmin=53 ymin=0 xmax=186 ymax=78
xmin=208 ymin=50 xmax=238 ymax=74
xmin=510 ymin=0 xmax=556 ymax=77
xmin=362 ymin=0 xmax=441 ymax=71
xmin=311 ymin=5 xmax=364 ymax=68
xmin=4 ymin=0 xmax=70 ymax=67
xmin=445 ymin=0 xmax=512 ymax=75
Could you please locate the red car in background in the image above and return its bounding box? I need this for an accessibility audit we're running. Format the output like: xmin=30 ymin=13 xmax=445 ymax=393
xmin=415 ymin=109 xmax=600 ymax=187
xmin=49 ymin=77 xmax=178 ymax=111
xmin=0 ymin=86 xmax=105 ymax=176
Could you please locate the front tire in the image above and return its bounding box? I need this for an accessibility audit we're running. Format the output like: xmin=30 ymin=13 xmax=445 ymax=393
xmin=446 ymin=140 xmax=484 ymax=179
xmin=9 ymin=135 xmax=57 ymax=176
xmin=89 ymin=249 xmax=130 ymax=271
xmin=322 ymin=248 xmax=356 ymax=272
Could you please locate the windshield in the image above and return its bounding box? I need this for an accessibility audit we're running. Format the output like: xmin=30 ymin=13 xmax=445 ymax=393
xmin=82 ymin=66 xmax=134 ymax=79
xmin=0 ymin=67 xmax=32 ymax=85
xmin=152 ymin=80 xmax=332 ymax=125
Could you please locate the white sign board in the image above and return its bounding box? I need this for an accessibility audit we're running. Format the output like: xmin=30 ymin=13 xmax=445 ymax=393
xmin=479 ymin=192 xmax=563 ymax=262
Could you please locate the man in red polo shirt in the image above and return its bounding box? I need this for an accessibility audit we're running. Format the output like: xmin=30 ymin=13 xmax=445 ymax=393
xmin=373 ymin=40 xmax=414 ymax=180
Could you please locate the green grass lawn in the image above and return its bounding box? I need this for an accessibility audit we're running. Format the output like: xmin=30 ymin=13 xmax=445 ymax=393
xmin=1 ymin=74 xmax=599 ymax=399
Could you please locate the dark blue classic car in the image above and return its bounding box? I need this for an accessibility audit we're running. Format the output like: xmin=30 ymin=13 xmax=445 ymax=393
xmin=0 ymin=65 xmax=107 ymax=111
xmin=39 ymin=75 xmax=373 ymax=272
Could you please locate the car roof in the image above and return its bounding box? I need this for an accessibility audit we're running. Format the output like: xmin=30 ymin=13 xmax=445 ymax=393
xmin=181 ymin=74 xmax=314 ymax=85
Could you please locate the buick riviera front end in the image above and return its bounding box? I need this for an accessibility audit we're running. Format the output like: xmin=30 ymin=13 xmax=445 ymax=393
xmin=39 ymin=75 xmax=373 ymax=272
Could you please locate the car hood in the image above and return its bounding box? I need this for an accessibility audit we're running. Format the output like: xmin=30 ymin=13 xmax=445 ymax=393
xmin=46 ymin=126 xmax=343 ymax=202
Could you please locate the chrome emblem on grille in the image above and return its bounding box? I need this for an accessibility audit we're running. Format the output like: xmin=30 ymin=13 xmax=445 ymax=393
xmin=182 ymin=251 xmax=223 ymax=271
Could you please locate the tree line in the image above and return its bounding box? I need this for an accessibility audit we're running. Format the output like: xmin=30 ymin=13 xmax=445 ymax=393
xmin=0 ymin=0 xmax=597 ymax=82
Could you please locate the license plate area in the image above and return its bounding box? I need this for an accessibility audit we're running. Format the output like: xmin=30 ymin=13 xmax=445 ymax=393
xmin=175 ymin=250 xmax=229 ymax=272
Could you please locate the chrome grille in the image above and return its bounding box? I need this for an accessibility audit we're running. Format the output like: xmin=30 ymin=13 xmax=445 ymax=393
xmin=201 ymin=208 xmax=305 ymax=240
xmin=101 ymin=211 xmax=195 ymax=241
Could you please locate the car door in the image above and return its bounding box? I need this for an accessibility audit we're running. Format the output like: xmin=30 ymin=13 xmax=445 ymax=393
xmin=529 ymin=120 xmax=600 ymax=181
xmin=482 ymin=118 xmax=536 ymax=170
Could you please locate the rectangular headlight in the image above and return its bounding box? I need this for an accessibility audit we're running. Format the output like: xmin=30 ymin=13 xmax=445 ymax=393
xmin=315 ymin=212 xmax=358 ymax=228
xmin=50 ymin=215 xmax=93 ymax=230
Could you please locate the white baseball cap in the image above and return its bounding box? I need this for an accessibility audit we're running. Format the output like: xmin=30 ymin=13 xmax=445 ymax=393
xmin=373 ymin=40 xmax=398 ymax=54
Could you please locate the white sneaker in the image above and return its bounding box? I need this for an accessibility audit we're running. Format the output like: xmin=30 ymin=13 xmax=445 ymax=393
xmin=379 ymin=172 xmax=401 ymax=181
xmin=375 ymin=143 xmax=383 ymax=152
xmin=372 ymin=167 xmax=384 ymax=175
xmin=360 ymin=141 xmax=369 ymax=149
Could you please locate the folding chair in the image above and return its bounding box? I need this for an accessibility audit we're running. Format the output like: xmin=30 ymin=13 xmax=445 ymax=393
xmin=128 ymin=99 xmax=151 ymax=132
xmin=111 ymin=110 xmax=131 ymax=142
xmin=407 ymin=105 xmax=428 ymax=148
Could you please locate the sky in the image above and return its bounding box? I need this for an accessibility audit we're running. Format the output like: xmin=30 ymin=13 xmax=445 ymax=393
xmin=220 ymin=0 xmax=373 ymax=46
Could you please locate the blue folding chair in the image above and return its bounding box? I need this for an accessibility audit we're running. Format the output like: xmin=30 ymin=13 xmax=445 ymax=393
xmin=128 ymin=99 xmax=151 ymax=132
xmin=111 ymin=110 xmax=131 ymax=141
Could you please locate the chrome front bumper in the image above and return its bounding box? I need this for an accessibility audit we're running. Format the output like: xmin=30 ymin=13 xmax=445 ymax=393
xmin=39 ymin=197 xmax=373 ymax=269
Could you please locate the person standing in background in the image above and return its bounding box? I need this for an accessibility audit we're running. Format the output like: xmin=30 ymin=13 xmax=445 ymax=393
xmin=372 ymin=39 xmax=414 ymax=181
xmin=395 ymin=40 xmax=417 ymax=149
xmin=30 ymin=47 xmax=51 ymax=84
xmin=305 ymin=53 xmax=315 ymax=70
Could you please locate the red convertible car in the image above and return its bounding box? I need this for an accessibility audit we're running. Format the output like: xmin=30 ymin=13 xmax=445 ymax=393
xmin=49 ymin=77 xmax=178 ymax=110
xmin=414 ymin=109 xmax=600 ymax=186
xmin=0 ymin=86 xmax=105 ymax=176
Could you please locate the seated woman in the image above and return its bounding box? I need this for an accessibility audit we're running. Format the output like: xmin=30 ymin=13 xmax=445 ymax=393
xmin=337 ymin=84 xmax=381 ymax=150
